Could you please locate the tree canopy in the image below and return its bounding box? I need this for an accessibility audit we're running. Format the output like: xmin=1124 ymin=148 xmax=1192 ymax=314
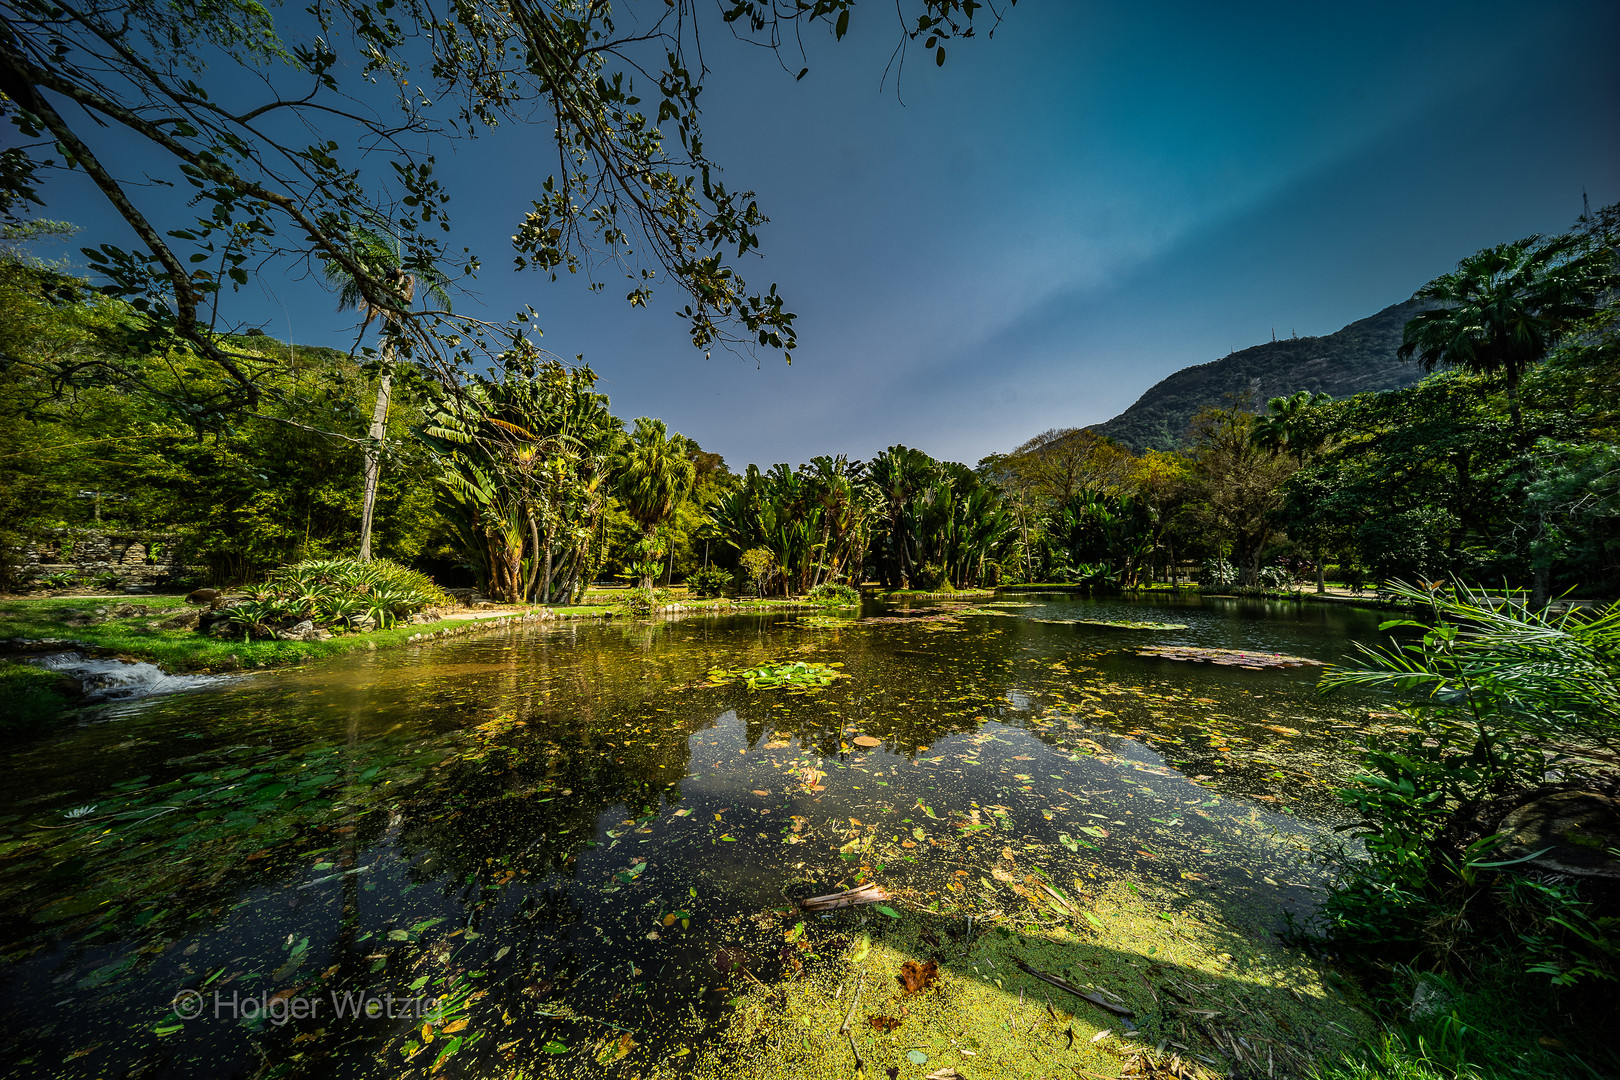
xmin=0 ymin=0 xmax=1014 ymax=423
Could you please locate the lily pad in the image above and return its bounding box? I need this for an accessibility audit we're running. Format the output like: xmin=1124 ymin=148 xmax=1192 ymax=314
xmin=705 ymin=660 xmax=848 ymax=691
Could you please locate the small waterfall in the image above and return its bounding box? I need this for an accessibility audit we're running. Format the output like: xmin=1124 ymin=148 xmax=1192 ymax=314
xmin=27 ymin=651 xmax=227 ymax=702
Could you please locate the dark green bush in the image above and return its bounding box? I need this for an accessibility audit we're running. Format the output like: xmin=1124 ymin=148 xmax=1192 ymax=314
xmin=806 ymin=582 xmax=859 ymax=606
xmin=622 ymin=587 xmax=671 ymax=615
xmin=688 ymin=565 xmax=731 ymax=597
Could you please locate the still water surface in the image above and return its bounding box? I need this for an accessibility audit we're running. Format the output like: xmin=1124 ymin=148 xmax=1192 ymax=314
xmin=0 ymin=594 xmax=1391 ymax=1078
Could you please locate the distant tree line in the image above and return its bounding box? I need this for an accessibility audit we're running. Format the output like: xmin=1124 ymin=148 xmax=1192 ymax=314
xmin=2 ymin=204 xmax=1615 ymax=601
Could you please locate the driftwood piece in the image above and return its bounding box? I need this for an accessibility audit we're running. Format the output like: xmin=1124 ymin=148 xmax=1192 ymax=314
xmin=800 ymin=881 xmax=890 ymax=912
xmin=1015 ymin=961 xmax=1136 ymax=1018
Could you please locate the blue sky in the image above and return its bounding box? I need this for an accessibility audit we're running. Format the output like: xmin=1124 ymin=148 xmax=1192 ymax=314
xmin=34 ymin=0 xmax=1620 ymax=468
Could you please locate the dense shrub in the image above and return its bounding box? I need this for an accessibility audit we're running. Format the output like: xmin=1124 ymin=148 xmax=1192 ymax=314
xmin=1257 ymin=564 xmax=1292 ymax=590
xmin=0 ymin=661 xmax=77 ymax=729
xmin=622 ymin=587 xmax=671 ymax=615
xmin=739 ymin=548 xmax=775 ymax=597
xmin=806 ymin=582 xmax=859 ymax=606
xmin=687 ymin=565 xmax=731 ymax=597
xmin=1198 ymin=558 xmax=1238 ymax=588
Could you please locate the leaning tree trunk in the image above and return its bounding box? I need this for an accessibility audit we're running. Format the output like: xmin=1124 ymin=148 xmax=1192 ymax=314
xmin=357 ymin=354 xmax=393 ymax=562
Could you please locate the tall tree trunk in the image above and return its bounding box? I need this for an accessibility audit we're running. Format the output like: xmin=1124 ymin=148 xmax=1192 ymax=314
xmin=357 ymin=354 xmax=393 ymax=562
xmin=540 ymin=524 xmax=554 ymax=605
xmin=1315 ymin=542 xmax=1326 ymax=594
xmin=640 ymin=526 xmax=657 ymax=590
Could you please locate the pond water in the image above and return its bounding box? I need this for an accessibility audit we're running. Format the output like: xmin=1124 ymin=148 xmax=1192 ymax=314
xmin=0 ymin=593 xmax=1395 ymax=1079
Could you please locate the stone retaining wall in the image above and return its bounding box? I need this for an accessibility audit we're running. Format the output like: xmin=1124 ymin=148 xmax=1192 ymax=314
xmin=20 ymin=528 xmax=197 ymax=587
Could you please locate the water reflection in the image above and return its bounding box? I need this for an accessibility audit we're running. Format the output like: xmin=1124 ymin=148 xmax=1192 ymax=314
xmin=0 ymin=594 xmax=1389 ymax=1077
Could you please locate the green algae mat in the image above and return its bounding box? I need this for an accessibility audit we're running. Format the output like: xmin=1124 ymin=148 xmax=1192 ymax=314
xmin=698 ymin=878 xmax=1371 ymax=1080
xmin=0 ymin=595 xmax=1388 ymax=1078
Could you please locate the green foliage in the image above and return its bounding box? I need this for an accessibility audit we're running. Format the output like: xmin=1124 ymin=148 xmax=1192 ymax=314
xmin=710 ymin=455 xmax=882 ymax=594
xmin=615 ymin=418 xmax=697 ymax=589
xmin=421 ymin=355 xmax=620 ymax=603
xmin=1324 ymin=582 xmax=1620 ymax=748
xmin=738 ymin=547 xmax=777 ymax=596
xmin=0 ymin=259 xmax=446 ymax=583
xmin=704 ymin=660 xmax=847 ymax=691
xmin=1257 ymin=564 xmax=1292 ymax=590
xmin=10 ymin=0 xmax=1005 ymax=417
xmin=865 ymin=447 xmax=1012 ymax=590
xmin=1398 ymin=232 xmax=1616 ymax=429
xmin=1315 ymin=582 xmax=1620 ymax=990
xmin=687 ymin=565 xmax=732 ymax=598
xmin=620 ymin=587 xmax=671 ymax=616
xmin=1526 ymin=439 xmax=1620 ymax=595
xmin=223 ymin=557 xmax=448 ymax=637
xmin=1313 ymin=969 xmax=1617 ymax=1080
xmin=0 ymin=597 xmax=474 ymax=672
xmin=806 ymin=582 xmax=859 ymax=607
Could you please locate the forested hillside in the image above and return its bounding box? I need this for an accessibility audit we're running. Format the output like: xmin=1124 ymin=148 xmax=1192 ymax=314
xmin=1091 ymin=299 xmax=1426 ymax=449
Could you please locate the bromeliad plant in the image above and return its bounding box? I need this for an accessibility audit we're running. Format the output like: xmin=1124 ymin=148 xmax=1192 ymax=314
xmin=227 ymin=558 xmax=448 ymax=637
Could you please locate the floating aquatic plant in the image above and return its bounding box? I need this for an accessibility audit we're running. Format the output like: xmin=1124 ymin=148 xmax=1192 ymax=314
xmin=705 ymin=660 xmax=848 ymax=691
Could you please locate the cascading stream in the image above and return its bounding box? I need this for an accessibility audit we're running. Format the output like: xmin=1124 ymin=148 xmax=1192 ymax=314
xmin=25 ymin=650 xmax=227 ymax=702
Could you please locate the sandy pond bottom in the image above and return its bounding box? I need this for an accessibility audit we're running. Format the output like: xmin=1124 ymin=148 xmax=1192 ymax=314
xmin=0 ymin=596 xmax=1389 ymax=1079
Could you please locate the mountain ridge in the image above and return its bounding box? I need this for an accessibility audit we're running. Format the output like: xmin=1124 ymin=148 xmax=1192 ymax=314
xmin=1086 ymin=298 xmax=1427 ymax=451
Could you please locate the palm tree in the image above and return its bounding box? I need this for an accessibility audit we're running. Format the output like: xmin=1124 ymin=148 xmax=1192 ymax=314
xmin=615 ymin=418 xmax=696 ymax=589
xmin=1253 ymin=390 xmax=1331 ymax=465
xmin=869 ymin=445 xmax=939 ymax=588
xmin=1397 ymin=234 xmax=1611 ymax=432
xmin=421 ymin=358 xmax=620 ymax=603
xmin=323 ymin=227 xmax=450 ymax=561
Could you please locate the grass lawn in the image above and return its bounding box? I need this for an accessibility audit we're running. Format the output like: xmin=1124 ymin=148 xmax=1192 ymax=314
xmin=0 ymin=595 xmax=559 ymax=673
xmin=0 ymin=591 xmax=846 ymax=677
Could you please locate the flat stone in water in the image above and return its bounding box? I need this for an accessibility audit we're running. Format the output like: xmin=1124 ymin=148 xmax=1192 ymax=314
xmin=1134 ymin=645 xmax=1325 ymax=668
